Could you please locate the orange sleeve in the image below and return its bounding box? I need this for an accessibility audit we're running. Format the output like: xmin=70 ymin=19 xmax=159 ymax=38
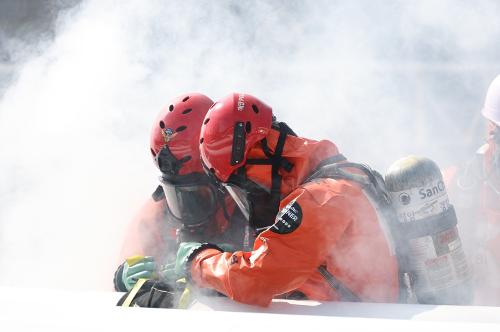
xmin=119 ymin=197 xmax=176 ymax=264
xmin=190 ymin=186 xmax=352 ymax=306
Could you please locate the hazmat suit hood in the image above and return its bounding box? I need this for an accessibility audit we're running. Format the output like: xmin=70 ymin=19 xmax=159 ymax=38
xmin=222 ymin=127 xmax=342 ymax=232
xmin=245 ymin=128 xmax=341 ymax=196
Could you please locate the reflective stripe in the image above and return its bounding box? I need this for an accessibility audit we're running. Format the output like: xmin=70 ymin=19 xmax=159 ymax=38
xmin=120 ymin=278 xmax=148 ymax=307
xmin=177 ymin=284 xmax=193 ymax=309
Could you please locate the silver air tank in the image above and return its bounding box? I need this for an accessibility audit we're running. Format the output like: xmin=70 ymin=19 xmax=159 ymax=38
xmin=385 ymin=156 xmax=472 ymax=304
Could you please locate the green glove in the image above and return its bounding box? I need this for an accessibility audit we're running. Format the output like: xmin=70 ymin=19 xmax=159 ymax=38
xmin=159 ymin=262 xmax=177 ymax=282
xmin=217 ymin=243 xmax=238 ymax=252
xmin=121 ymin=255 xmax=157 ymax=291
xmin=160 ymin=242 xmax=222 ymax=282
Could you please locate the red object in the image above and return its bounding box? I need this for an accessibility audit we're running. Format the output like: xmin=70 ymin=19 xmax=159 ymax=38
xmin=192 ymin=126 xmax=399 ymax=306
xmin=200 ymin=93 xmax=273 ymax=182
xmin=118 ymin=196 xmax=235 ymax=264
xmin=150 ymin=93 xmax=214 ymax=175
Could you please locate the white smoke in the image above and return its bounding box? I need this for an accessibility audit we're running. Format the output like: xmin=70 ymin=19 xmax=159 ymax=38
xmin=0 ymin=0 xmax=500 ymax=299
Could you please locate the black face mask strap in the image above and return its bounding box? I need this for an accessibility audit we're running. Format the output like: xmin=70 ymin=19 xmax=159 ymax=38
xmin=245 ymin=123 xmax=294 ymax=218
xmin=246 ymin=123 xmax=295 ymax=171
xmin=268 ymin=125 xmax=289 ymax=214
xmin=156 ymin=145 xmax=190 ymax=179
xmin=272 ymin=121 xmax=297 ymax=137
xmin=260 ymin=138 xmax=274 ymax=159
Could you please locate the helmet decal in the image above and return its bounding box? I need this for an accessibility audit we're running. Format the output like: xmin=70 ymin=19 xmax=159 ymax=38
xmin=150 ymin=93 xmax=214 ymax=175
xmin=161 ymin=127 xmax=176 ymax=144
xmin=237 ymin=94 xmax=245 ymax=112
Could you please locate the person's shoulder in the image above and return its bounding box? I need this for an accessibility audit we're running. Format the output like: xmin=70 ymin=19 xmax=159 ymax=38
xmin=303 ymin=175 xmax=360 ymax=193
xmin=294 ymin=179 xmax=355 ymax=208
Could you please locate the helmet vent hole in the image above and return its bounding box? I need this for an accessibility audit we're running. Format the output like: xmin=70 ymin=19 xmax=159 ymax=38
xmin=182 ymin=96 xmax=190 ymax=102
xmin=182 ymin=108 xmax=192 ymax=114
xmin=169 ymin=105 xmax=174 ymax=112
xmin=245 ymin=121 xmax=252 ymax=133
xmin=200 ymin=137 xmax=204 ymax=144
xmin=150 ymin=148 xmax=156 ymax=157
xmin=176 ymin=125 xmax=187 ymax=132
xmin=204 ymin=118 xmax=210 ymax=125
xmin=159 ymin=121 xmax=165 ymax=129
xmin=252 ymin=104 xmax=259 ymax=114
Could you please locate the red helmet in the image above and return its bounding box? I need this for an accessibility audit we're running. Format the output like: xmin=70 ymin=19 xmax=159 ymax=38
xmin=150 ymin=93 xmax=218 ymax=228
xmin=150 ymin=93 xmax=214 ymax=176
xmin=199 ymin=93 xmax=273 ymax=182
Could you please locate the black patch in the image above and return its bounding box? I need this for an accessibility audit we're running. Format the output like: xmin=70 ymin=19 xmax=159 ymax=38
xmin=270 ymin=199 xmax=302 ymax=234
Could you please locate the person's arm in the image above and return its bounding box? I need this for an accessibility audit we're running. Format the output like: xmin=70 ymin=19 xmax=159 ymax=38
xmin=114 ymin=197 xmax=176 ymax=291
xmin=189 ymin=186 xmax=351 ymax=306
xmin=118 ymin=197 xmax=174 ymax=263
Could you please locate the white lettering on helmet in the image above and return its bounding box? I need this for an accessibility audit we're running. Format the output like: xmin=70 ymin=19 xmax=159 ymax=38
xmin=237 ymin=94 xmax=245 ymax=111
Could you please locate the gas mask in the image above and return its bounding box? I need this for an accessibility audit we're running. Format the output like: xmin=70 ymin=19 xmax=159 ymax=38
xmin=222 ymin=123 xmax=296 ymax=233
xmin=159 ymin=173 xmax=219 ymax=229
xmin=223 ymin=173 xmax=281 ymax=233
xmin=156 ymin=145 xmax=222 ymax=230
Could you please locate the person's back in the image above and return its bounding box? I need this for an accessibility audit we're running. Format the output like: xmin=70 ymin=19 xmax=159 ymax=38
xmin=293 ymin=176 xmax=398 ymax=302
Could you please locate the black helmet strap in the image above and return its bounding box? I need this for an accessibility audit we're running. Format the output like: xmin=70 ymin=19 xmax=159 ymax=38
xmin=239 ymin=122 xmax=294 ymax=230
xmin=156 ymin=145 xmax=191 ymax=179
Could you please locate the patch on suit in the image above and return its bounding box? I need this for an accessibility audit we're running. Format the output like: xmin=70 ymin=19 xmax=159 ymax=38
xmin=270 ymin=198 xmax=302 ymax=234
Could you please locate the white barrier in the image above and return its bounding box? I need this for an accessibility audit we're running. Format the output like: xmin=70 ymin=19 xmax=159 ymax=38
xmin=1 ymin=286 xmax=499 ymax=332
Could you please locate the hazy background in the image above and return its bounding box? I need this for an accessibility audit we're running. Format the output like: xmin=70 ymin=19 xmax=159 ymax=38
xmin=1 ymin=0 xmax=500 ymax=292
